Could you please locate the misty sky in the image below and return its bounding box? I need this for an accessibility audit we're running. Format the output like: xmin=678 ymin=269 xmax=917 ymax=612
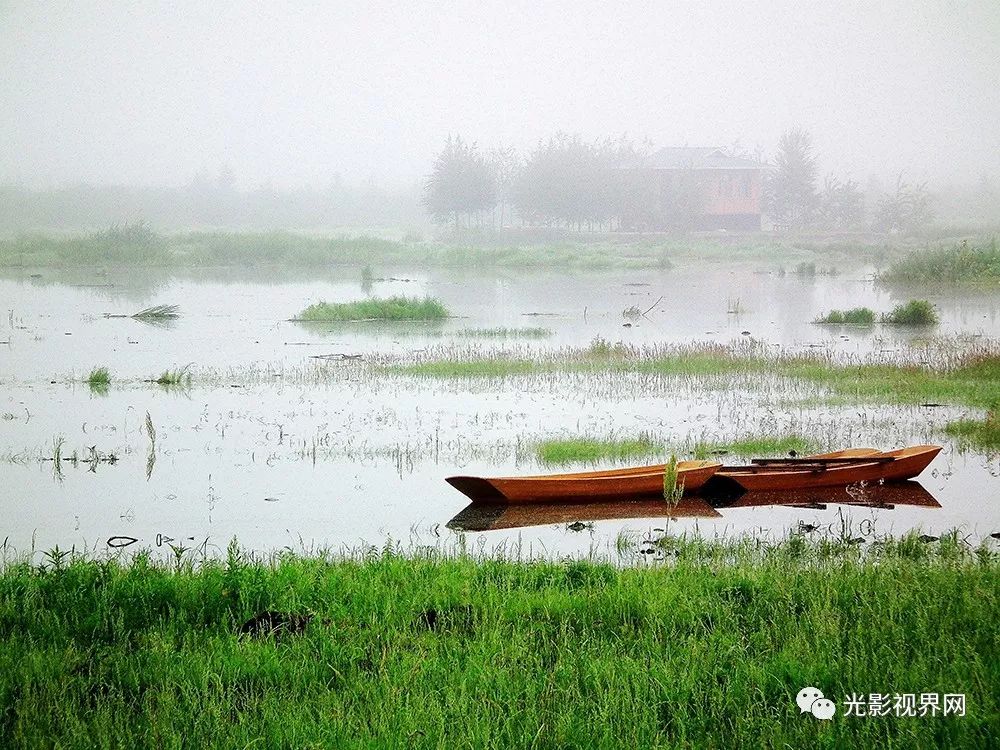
xmin=2 ymin=0 xmax=998 ymax=189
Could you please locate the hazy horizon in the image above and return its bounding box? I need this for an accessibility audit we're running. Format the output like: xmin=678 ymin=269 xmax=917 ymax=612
xmin=2 ymin=0 xmax=998 ymax=191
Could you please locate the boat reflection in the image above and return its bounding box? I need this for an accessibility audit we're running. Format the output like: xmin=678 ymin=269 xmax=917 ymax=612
xmin=708 ymin=481 xmax=941 ymax=511
xmin=447 ymin=497 xmax=721 ymax=532
xmin=446 ymin=481 xmax=940 ymax=532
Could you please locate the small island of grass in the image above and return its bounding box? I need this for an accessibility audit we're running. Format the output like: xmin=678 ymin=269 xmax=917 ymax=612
xmin=813 ymin=307 xmax=876 ymax=326
xmin=296 ymin=296 xmax=449 ymax=322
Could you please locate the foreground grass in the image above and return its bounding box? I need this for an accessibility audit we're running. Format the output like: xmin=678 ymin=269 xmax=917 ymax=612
xmin=296 ymin=296 xmax=449 ymax=322
xmin=881 ymin=237 xmax=1000 ymax=284
xmin=0 ymin=542 xmax=996 ymax=749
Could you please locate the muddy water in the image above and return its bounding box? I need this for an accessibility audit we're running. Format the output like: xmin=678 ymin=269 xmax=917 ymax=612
xmin=1 ymin=263 xmax=998 ymax=559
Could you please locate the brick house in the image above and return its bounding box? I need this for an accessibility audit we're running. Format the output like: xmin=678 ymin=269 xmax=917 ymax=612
xmin=622 ymin=147 xmax=764 ymax=231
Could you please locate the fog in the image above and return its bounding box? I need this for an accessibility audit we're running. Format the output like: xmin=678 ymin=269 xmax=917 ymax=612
xmin=1 ymin=0 xmax=998 ymax=191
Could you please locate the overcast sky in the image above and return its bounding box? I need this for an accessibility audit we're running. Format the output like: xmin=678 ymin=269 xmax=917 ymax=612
xmin=1 ymin=0 xmax=998 ymax=189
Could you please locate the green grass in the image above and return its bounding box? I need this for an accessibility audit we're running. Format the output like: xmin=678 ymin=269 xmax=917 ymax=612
xmin=814 ymin=307 xmax=875 ymax=326
xmin=296 ymin=296 xmax=449 ymax=322
xmin=881 ymin=299 xmax=939 ymax=326
xmin=0 ymin=542 xmax=996 ymax=748
xmin=881 ymin=237 xmax=1000 ymax=283
xmin=535 ymin=434 xmax=663 ymax=465
xmin=85 ymin=366 xmax=110 ymax=391
xmin=693 ymin=435 xmax=816 ymax=458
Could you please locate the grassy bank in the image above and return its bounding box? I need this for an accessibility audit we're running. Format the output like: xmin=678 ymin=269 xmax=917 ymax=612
xmin=0 ymin=226 xmax=936 ymax=270
xmin=0 ymin=542 xmax=996 ymax=748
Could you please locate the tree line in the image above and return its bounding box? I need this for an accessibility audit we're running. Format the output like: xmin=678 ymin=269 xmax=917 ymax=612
xmin=424 ymin=130 xmax=936 ymax=233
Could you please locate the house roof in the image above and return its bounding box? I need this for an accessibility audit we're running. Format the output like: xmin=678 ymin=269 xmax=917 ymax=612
xmin=643 ymin=147 xmax=761 ymax=171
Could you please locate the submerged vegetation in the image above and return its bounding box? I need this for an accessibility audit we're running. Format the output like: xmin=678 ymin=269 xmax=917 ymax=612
xmin=296 ymin=296 xmax=449 ymax=322
xmin=881 ymin=237 xmax=1000 ymax=283
xmin=0 ymin=544 xmax=995 ymax=748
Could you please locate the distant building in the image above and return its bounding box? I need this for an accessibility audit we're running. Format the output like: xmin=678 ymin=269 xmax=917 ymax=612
xmin=621 ymin=147 xmax=764 ymax=231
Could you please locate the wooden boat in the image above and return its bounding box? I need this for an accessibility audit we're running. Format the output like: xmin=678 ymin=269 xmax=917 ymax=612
xmin=445 ymin=460 xmax=722 ymax=504
xmin=707 ymin=445 xmax=941 ymax=492
xmin=447 ymin=497 xmax=722 ymax=532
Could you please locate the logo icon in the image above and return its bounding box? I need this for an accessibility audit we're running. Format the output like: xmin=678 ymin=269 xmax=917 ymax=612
xmin=797 ymin=687 xmax=836 ymax=720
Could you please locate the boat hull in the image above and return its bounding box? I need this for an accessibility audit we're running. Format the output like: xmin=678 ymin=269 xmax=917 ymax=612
xmin=713 ymin=445 xmax=941 ymax=492
xmin=445 ymin=460 xmax=721 ymax=504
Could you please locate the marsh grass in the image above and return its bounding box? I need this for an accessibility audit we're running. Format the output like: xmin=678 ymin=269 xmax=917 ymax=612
xmin=535 ymin=433 xmax=663 ymax=465
xmin=881 ymin=237 xmax=1000 ymax=283
xmin=881 ymin=299 xmax=939 ymax=326
xmin=813 ymin=307 xmax=875 ymax=326
xmin=296 ymin=296 xmax=449 ymax=322
xmin=0 ymin=543 xmax=996 ymax=749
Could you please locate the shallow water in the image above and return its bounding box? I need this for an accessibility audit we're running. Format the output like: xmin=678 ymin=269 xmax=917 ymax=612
xmin=1 ymin=262 xmax=998 ymax=559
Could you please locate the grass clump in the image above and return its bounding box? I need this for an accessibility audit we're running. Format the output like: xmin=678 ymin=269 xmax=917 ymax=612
xmin=536 ymin=433 xmax=663 ymax=465
xmin=0 ymin=545 xmax=996 ymax=748
xmin=814 ymin=307 xmax=875 ymax=326
xmin=881 ymin=299 xmax=938 ymax=325
xmin=155 ymin=367 xmax=191 ymax=386
xmin=296 ymin=296 xmax=449 ymax=322
xmin=85 ymin=366 xmax=110 ymax=388
xmin=881 ymin=237 xmax=1000 ymax=283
